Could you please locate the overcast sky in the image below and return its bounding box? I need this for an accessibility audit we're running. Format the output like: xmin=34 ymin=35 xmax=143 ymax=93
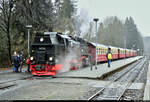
xmin=76 ymin=0 xmax=150 ymax=37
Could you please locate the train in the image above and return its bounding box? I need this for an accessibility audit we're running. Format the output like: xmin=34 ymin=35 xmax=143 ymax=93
xmin=28 ymin=32 xmax=137 ymax=76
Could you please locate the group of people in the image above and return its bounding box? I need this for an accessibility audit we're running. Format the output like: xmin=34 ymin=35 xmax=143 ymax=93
xmin=11 ymin=51 xmax=30 ymax=72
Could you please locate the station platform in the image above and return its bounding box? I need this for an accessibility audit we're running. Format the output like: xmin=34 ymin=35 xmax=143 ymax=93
xmin=144 ymin=61 xmax=150 ymax=100
xmin=55 ymin=56 xmax=143 ymax=79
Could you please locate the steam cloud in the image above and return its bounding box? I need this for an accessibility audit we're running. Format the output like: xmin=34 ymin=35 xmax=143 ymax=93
xmin=57 ymin=48 xmax=79 ymax=73
xmin=79 ymin=8 xmax=90 ymax=37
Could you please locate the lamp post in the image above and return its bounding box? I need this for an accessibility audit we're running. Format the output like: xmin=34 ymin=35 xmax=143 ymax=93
xmin=25 ymin=0 xmax=32 ymax=58
xmin=93 ymin=18 xmax=99 ymax=69
xmin=26 ymin=25 xmax=32 ymax=57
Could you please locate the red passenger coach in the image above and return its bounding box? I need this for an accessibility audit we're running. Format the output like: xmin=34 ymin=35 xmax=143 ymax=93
xmin=118 ymin=48 xmax=126 ymax=58
xmin=125 ymin=49 xmax=130 ymax=58
xmin=97 ymin=44 xmax=108 ymax=62
xmin=88 ymin=43 xmax=108 ymax=63
xmin=134 ymin=50 xmax=137 ymax=56
xmin=88 ymin=42 xmax=97 ymax=63
xmin=109 ymin=46 xmax=118 ymax=60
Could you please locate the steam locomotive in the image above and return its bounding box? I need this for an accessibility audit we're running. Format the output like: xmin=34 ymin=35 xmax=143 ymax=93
xmin=29 ymin=32 xmax=90 ymax=75
xmin=29 ymin=32 xmax=137 ymax=76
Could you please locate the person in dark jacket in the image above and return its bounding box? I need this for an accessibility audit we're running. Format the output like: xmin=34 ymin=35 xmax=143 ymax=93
xmin=19 ymin=51 xmax=24 ymax=72
xmin=12 ymin=51 xmax=20 ymax=72
xmin=106 ymin=48 xmax=112 ymax=67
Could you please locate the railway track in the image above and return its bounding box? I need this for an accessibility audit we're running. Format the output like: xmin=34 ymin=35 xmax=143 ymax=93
xmin=120 ymin=59 xmax=148 ymax=100
xmin=0 ymin=75 xmax=55 ymax=90
xmin=0 ymin=75 xmax=33 ymax=90
xmin=88 ymin=57 xmax=146 ymax=100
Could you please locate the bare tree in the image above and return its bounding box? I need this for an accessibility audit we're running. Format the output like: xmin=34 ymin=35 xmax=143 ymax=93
xmin=0 ymin=0 xmax=14 ymax=62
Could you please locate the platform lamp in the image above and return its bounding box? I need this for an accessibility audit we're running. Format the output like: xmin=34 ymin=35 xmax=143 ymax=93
xmin=26 ymin=25 xmax=32 ymax=57
xmin=93 ymin=18 xmax=99 ymax=70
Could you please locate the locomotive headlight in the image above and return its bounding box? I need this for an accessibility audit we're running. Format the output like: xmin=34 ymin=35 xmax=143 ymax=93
xmin=40 ymin=37 xmax=44 ymax=42
xmin=30 ymin=56 xmax=34 ymax=60
xmin=49 ymin=57 xmax=53 ymax=61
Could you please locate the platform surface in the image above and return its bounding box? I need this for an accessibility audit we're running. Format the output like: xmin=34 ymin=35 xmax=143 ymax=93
xmin=55 ymin=56 xmax=143 ymax=79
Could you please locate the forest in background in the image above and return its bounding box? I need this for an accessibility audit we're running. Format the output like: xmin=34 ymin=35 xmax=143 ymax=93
xmin=0 ymin=0 xmax=144 ymax=67
xmin=84 ymin=16 xmax=144 ymax=51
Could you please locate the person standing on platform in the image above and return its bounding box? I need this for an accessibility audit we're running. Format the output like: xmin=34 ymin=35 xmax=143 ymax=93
xmin=19 ymin=51 xmax=24 ymax=72
xmin=16 ymin=53 xmax=20 ymax=72
xmin=12 ymin=51 xmax=20 ymax=72
xmin=106 ymin=48 xmax=112 ymax=67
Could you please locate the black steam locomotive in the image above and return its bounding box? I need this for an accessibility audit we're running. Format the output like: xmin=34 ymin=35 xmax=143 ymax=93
xmin=29 ymin=32 xmax=90 ymax=75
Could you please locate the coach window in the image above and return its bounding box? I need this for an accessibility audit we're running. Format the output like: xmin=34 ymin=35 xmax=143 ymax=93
xmin=100 ymin=48 xmax=101 ymax=54
xmin=99 ymin=48 xmax=101 ymax=54
xmin=99 ymin=49 xmax=100 ymax=54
